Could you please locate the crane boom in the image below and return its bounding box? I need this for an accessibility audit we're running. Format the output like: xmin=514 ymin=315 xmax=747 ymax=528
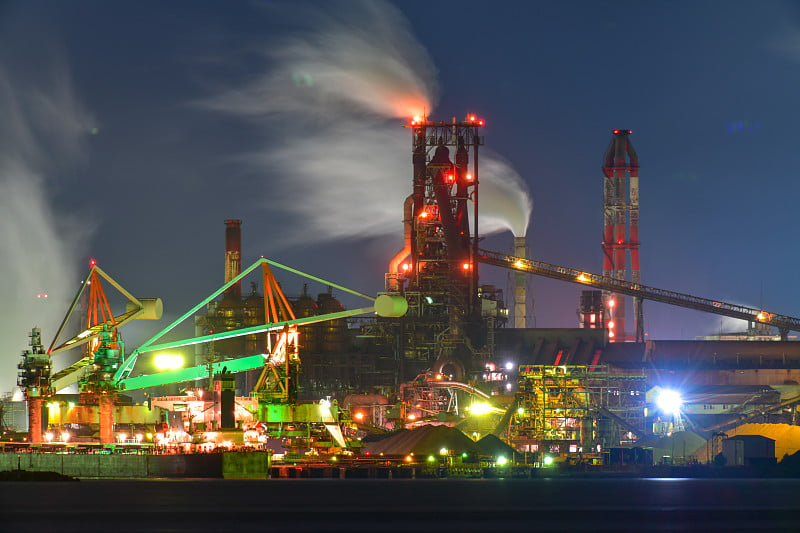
xmin=477 ymin=249 xmax=800 ymax=336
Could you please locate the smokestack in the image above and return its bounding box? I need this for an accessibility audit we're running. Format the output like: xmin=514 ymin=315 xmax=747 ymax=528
xmin=224 ymin=219 xmax=242 ymax=298
xmin=514 ymin=236 xmax=528 ymax=329
xmin=602 ymin=130 xmax=640 ymax=341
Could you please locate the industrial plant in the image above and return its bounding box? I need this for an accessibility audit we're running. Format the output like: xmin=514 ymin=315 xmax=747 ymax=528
xmin=4 ymin=114 xmax=800 ymax=479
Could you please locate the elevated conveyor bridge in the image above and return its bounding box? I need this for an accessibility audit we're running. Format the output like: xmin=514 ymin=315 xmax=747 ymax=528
xmin=477 ymin=249 xmax=800 ymax=339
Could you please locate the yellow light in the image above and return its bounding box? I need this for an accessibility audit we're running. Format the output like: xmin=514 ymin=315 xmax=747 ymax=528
xmin=514 ymin=260 xmax=523 ymax=268
xmin=154 ymin=353 xmax=183 ymax=371
xmin=757 ymin=312 xmax=767 ymax=321
xmin=405 ymin=455 xmax=413 ymax=463
xmin=469 ymin=402 xmax=496 ymax=415
xmin=439 ymin=447 xmax=448 ymax=455
xmin=577 ymin=274 xmax=588 ymax=282
xmin=354 ymin=412 xmax=365 ymax=421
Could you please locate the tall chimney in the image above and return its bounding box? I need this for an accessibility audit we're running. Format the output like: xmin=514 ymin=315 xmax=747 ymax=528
xmin=224 ymin=219 xmax=242 ymax=298
xmin=514 ymin=236 xmax=528 ymax=329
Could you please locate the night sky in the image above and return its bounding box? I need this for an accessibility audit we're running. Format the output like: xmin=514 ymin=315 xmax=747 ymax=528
xmin=2 ymin=1 xmax=800 ymax=395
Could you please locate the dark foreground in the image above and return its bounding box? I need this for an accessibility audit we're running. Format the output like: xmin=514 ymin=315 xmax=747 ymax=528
xmin=1 ymin=478 xmax=799 ymax=532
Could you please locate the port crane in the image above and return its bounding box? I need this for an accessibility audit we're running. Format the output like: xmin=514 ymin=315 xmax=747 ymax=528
xmin=20 ymin=257 xmax=406 ymax=448
xmin=478 ymin=249 xmax=800 ymax=340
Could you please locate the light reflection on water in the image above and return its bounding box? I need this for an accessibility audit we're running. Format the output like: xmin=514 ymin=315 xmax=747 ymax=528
xmin=2 ymin=478 xmax=800 ymax=532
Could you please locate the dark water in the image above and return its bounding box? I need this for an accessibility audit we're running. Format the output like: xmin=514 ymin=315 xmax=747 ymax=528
xmin=1 ymin=478 xmax=799 ymax=532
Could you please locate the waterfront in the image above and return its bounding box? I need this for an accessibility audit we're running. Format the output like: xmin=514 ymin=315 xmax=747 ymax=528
xmin=1 ymin=478 xmax=800 ymax=532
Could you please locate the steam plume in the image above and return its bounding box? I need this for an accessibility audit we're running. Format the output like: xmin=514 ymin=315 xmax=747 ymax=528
xmin=202 ymin=0 xmax=533 ymax=244
xmin=0 ymin=61 xmax=93 ymax=395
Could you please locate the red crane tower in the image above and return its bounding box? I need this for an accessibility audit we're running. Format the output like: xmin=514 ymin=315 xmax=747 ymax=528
xmin=602 ymin=130 xmax=642 ymax=342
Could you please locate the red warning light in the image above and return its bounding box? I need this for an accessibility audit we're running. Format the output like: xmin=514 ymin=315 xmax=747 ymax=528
xmin=462 ymin=262 xmax=472 ymax=271
xmin=89 ymin=259 xmax=96 ymax=266
xmin=469 ymin=115 xmax=476 ymax=122
xmin=445 ymin=174 xmax=455 ymax=183
xmin=478 ymin=120 xmax=485 ymax=126
xmin=607 ymin=321 xmax=615 ymax=329
xmin=607 ymin=299 xmax=616 ymax=308
xmin=465 ymin=173 xmax=473 ymax=181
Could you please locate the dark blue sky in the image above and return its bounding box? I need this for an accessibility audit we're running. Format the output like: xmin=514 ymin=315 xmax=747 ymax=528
xmin=2 ymin=0 xmax=800 ymax=392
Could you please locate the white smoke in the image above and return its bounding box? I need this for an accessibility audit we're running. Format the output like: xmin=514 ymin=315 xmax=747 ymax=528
xmin=202 ymin=0 xmax=533 ymax=245
xmin=480 ymin=154 xmax=534 ymax=237
xmin=0 ymin=61 xmax=93 ymax=395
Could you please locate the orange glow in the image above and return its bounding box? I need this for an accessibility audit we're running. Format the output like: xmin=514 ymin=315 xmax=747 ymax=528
xmin=607 ymin=321 xmax=615 ymax=329
xmin=469 ymin=115 xmax=476 ymax=121
xmin=608 ymin=331 xmax=615 ymax=338
xmin=354 ymin=412 xmax=365 ymax=421
xmin=418 ymin=210 xmax=429 ymax=218
xmin=405 ymin=455 xmax=413 ymax=462
xmin=435 ymin=373 xmax=443 ymax=380
xmin=407 ymin=413 xmax=417 ymax=420
xmin=607 ymin=299 xmax=616 ymax=308
xmin=401 ymin=263 xmax=411 ymax=271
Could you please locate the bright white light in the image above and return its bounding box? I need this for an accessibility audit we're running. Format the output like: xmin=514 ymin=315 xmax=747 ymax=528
xmin=497 ymin=456 xmax=507 ymax=466
xmin=61 ymin=432 xmax=70 ymax=442
xmin=505 ymin=362 xmax=514 ymax=371
xmin=656 ymin=389 xmax=682 ymax=416
xmin=543 ymin=456 xmax=554 ymax=466
xmin=154 ymin=353 xmax=183 ymax=371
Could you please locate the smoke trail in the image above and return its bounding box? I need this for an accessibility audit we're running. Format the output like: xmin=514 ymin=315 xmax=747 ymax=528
xmin=480 ymin=153 xmax=534 ymax=237
xmin=0 ymin=60 xmax=93 ymax=395
xmin=202 ymin=0 xmax=532 ymax=244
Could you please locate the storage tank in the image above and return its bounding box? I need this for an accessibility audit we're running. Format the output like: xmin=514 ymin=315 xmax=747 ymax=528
xmin=317 ymin=288 xmax=347 ymax=353
xmin=291 ymin=284 xmax=319 ymax=355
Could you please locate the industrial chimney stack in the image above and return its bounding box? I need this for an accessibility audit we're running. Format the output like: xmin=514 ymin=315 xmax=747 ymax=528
xmin=514 ymin=236 xmax=528 ymax=329
xmin=224 ymin=219 xmax=242 ymax=299
xmin=602 ymin=130 xmax=641 ymax=341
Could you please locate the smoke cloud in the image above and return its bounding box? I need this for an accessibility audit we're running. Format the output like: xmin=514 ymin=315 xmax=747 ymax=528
xmin=0 ymin=60 xmax=93 ymax=395
xmin=202 ymin=0 xmax=532 ymax=245
xmin=480 ymin=154 xmax=534 ymax=237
